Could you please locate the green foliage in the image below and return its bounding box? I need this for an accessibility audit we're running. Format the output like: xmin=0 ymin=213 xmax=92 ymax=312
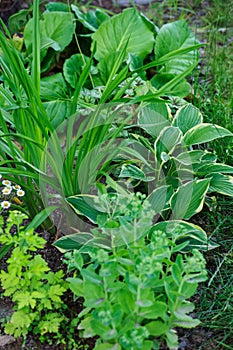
xmin=0 ymin=211 xmax=68 ymax=340
xmin=0 ymin=2 xmax=205 ymax=230
xmin=65 ymin=229 xmax=207 ymax=350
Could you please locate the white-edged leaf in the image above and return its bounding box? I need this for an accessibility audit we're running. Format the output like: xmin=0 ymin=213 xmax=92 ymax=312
xmin=194 ymin=163 xmax=233 ymax=175
xmin=175 ymin=150 xmax=211 ymax=165
xmin=138 ymin=102 xmax=171 ymax=138
xmin=183 ymin=123 xmax=233 ymax=146
xmin=209 ymin=173 xmax=233 ymax=197
xmin=155 ymin=126 xmax=182 ymax=161
xmin=170 ymin=179 xmax=210 ymax=219
xmin=66 ymin=194 xmax=107 ymax=223
xmin=172 ymin=104 xmax=203 ymax=134
xmin=151 ymin=220 xmax=218 ymax=251
xmin=147 ymin=185 xmax=173 ymax=214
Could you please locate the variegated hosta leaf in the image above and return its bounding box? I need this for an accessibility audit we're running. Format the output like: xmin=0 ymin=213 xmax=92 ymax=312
xmin=151 ymin=220 xmax=218 ymax=251
xmin=138 ymin=102 xmax=171 ymax=138
xmin=175 ymin=150 xmax=216 ymax=165
xmin=183 ymin=123 xmax=233 ymax=146
xmin=172 ymin=103 xmax=203 ymax=134
xmin=209 ymin=173 xmax=233 ymax=197
xmin=193 ymin=163 xmax=233 ymax=176
xmin=147 ymin=185 xmax=173 ymax=215
xmin=170 ymin=178 xmax=210 ymax=220
xmin=154 ymin=126 xmax=182 ymax=162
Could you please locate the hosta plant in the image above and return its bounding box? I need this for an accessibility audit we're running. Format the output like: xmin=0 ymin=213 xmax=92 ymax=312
xmin=55 ymin=102 xmax=233 ymax=240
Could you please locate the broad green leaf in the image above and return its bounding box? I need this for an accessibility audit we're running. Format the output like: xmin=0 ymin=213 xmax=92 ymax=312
xmin=155 ymin=20 xmax=200 ymax=74
xmin=63 ymin=54 xmax=90 ymax=88
xmin=146 ymin=320 xmax=168 ymax=336
xmin=72 ymin=5 xmax=110 ymax=31
xmin=151 ymin=73 xmax=190 ymax=98
xmin=92 ymin=8 xmax=154 ymax=61
xmin=24 ymin=12 xmax=75 ymax=54
xmin=43 ymin=100 xmax=73 ymax=128
xmin=151 ymin=220 xmax=218 ymax=251
xmin=82 ymin=268 xmax=103 ymax=285
xmin=117 ymin=288 xmax=135 ymax=314
xmin=155 ymin=126 xmax=182 ymax=162
xmin=98 ymin=52 xmax=123 ymax=84
xmin=8 ymin=10 xmax=30 ymax=34
xmin=45 ymin=2 xmax=69 ymax=12
xmin=165 ymin=330 xmax=178 ymax=349
xmin=147 ymin=185 xmax=173 ymax=214
xmin=173 ymin=311 xmax=200 ymax=328
xmin=183 ymin=123 xmax=233 ymax=146
xmin=151 ymin=220 xmax=211 ymax=251
xmin=40 ymin=73 xmax=71 ymax=101
xmin=138 ymin=102 xmax=171 ymax=138
xmin=209 ymin=173 xmax=233 ymax=197
xmin=170 ymin=179 xmax=210 ymax=219
xmin=172 ymin=104 xmax=203 ymax=134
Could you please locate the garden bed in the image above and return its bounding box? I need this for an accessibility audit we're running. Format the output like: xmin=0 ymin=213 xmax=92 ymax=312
xmin=0 ymin=0 xmax=233 ymax=349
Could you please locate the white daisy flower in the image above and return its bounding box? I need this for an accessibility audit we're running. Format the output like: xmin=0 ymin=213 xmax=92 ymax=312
xmin=2 ymin=187 xmax=12 ymax=195
xmin=1 ymin=201 xmax=11 ymax=209
xmin=17 ymin=189 xmax=25 ymax=197
xmin=0 ymin=175 xmax=2 ymax=179
xmin=2 ymin=180 xmax=11 ymax=186
xmin=13 ymin=185 xmax=21 ymax=190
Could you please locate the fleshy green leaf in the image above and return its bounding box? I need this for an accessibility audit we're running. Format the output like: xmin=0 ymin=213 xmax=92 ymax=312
xmin=66 ymin=195 xmax=107 ymax=223
xmin=63 ymin=54 xmax=90 ymax=88
xmin=151 ymin=220 xmax=217 ymax=251
xmin=43 ymin=100 xmax=73 ymax=128
xmin=40 ymin=73 xmax=71 ymax=101
xmin=146 ymin=320 xmax=168 ymax=336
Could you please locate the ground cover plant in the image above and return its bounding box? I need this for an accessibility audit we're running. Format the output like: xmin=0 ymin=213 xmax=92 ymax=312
xmin=0 ymin=0 xmax=233 ymax=349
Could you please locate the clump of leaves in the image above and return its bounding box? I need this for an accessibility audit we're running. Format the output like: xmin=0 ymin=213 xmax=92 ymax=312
xmin=0 ymin=211 xmax=68 ymax=342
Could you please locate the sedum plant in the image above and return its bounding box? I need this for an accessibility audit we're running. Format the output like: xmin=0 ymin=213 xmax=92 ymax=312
xmin=0 ymin=211 xmax=68 ymax=341
xmin=64 ymin=221 xmax=207 ymax=350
